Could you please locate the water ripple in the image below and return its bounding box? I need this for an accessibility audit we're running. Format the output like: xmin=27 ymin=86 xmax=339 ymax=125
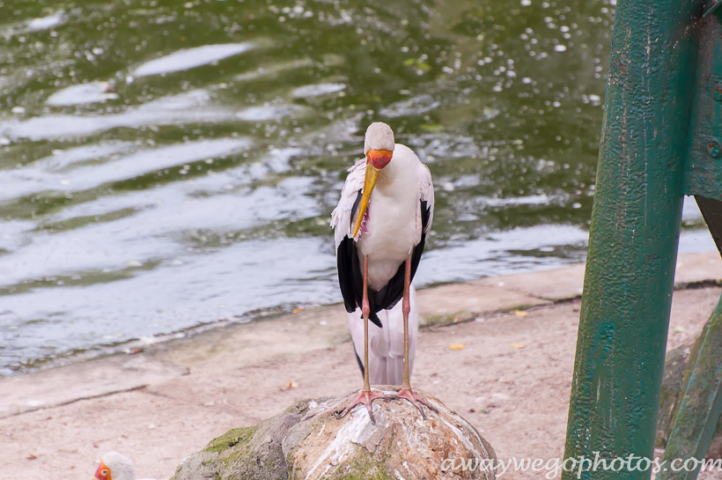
xmin=133 ymin=43 xmax=257 ymax=77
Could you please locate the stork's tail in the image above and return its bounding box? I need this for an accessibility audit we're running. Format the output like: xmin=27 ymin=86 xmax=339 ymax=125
xmin=348 ymin=285 xmax=419 ymax=385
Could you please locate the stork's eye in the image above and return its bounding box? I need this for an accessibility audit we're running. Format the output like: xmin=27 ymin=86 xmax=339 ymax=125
xmin=101 ymin=469 xmax=108 ymax=476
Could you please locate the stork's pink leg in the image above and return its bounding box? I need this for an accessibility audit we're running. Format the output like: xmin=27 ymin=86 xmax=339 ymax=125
xmin=336 ymin=255 xmax=388 ymax=423
xmin=395 ymin=255 xmax=438 ymax=419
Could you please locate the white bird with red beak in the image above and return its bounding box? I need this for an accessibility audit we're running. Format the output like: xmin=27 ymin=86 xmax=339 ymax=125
xmin=92 ymin=452 xmax=163 ymax=480
xmin=331 ymin=122 xmax=435 ymax=422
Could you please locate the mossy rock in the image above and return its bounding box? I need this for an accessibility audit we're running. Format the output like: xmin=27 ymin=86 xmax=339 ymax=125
xmin=171 ymin=388 xmax=496 ymax=480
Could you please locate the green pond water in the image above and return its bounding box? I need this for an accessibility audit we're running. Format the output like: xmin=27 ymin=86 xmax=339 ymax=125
xmin=0 ymin=0 xmax=712 ymax=375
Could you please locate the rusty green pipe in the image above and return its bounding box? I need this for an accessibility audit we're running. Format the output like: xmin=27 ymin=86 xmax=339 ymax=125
xmin=562 ymin=1 xmax=702 ymax=479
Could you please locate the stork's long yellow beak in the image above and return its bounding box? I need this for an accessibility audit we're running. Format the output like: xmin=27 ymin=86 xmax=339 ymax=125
xmin=352 ymin=163 xmax=381 ymax=238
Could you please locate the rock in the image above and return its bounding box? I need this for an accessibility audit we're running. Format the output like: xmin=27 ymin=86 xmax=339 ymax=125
xmin=171 ymin=388 xmax=496 ymax=480
xmin=657 ymin=321 xmax=722 ymax=459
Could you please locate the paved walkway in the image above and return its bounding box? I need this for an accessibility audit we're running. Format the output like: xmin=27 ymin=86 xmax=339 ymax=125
xmin=1 ymin=252 xmax=719 ymax=479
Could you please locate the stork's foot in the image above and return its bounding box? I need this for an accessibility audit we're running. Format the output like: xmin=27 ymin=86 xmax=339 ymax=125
xmin=335 ymin=389 xmax=390 ymax=424
xmin=395 ymin=388 xmax=439 ymax=419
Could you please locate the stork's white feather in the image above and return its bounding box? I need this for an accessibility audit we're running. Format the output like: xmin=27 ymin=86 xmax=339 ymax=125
xmin=331 ymin=158 xmax=366 ymax=247
xmin=418 ymin=162 xmax=434 ymax=235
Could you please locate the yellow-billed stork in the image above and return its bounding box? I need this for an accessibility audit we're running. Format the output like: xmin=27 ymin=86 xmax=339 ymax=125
xmin=93 ymin=452 xmax=163 ymax=480
xmin=331 ymin=122 xmax=435 ymax=422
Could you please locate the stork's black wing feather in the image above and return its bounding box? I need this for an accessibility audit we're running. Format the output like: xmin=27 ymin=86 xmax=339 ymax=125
xmin=336 ymin=197 xmax=432 ymax=328
xmin=337 ymin=190 xmax=366 ymax=317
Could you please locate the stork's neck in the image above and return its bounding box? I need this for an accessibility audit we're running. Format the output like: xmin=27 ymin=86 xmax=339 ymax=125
xmin=375 ymin=144 xmax=417 ymax=197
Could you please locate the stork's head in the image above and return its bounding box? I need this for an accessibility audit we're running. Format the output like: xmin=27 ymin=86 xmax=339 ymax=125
xmin=93 ymin=452 xmax=136 ymax=480
xmin=353 ymin=122 xmax=395 ymax=237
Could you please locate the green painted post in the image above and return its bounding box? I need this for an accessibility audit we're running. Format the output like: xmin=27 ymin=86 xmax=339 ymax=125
xmin=562 ymin=1 xmax=702 ymax=479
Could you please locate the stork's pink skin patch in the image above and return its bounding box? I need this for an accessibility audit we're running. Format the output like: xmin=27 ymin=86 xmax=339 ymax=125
xmin=94 ymin=462 xmax=111 ymax=480
xmin=367 ymin=149 xmax=392 ymax=169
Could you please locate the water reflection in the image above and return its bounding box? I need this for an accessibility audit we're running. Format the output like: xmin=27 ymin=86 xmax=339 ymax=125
xmin=133 ymin=43 xmax=257 ymax=77
xmin=0 ymin=0 xmax=707 ymax=375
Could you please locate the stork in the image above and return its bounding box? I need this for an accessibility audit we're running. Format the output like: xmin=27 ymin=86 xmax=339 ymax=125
xmin=93 ymin=452 xmax=164 ymax=480
xmin=331 ymin=122 xmax=435 ymax=422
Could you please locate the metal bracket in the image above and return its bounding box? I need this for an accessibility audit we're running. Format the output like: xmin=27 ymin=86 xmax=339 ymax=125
xmin=683 ymin=10 xmax=722 ymax=200
xmin=683 ymin=5 xmax=722 ymax=260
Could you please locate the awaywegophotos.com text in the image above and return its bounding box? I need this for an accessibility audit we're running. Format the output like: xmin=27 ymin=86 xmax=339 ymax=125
xmin=441 ymin=452 xmax=722 ymax=478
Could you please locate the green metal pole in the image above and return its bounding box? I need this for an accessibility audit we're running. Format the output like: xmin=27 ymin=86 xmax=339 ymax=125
xmin=658 ymin=294 xmax=722 ymax=480
xmin=562 ymin=1 xmax=701 ymax=479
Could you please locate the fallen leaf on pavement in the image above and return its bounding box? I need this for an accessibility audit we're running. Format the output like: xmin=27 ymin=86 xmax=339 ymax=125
xmin=280 ymin=381 xmax=299 ymax=391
